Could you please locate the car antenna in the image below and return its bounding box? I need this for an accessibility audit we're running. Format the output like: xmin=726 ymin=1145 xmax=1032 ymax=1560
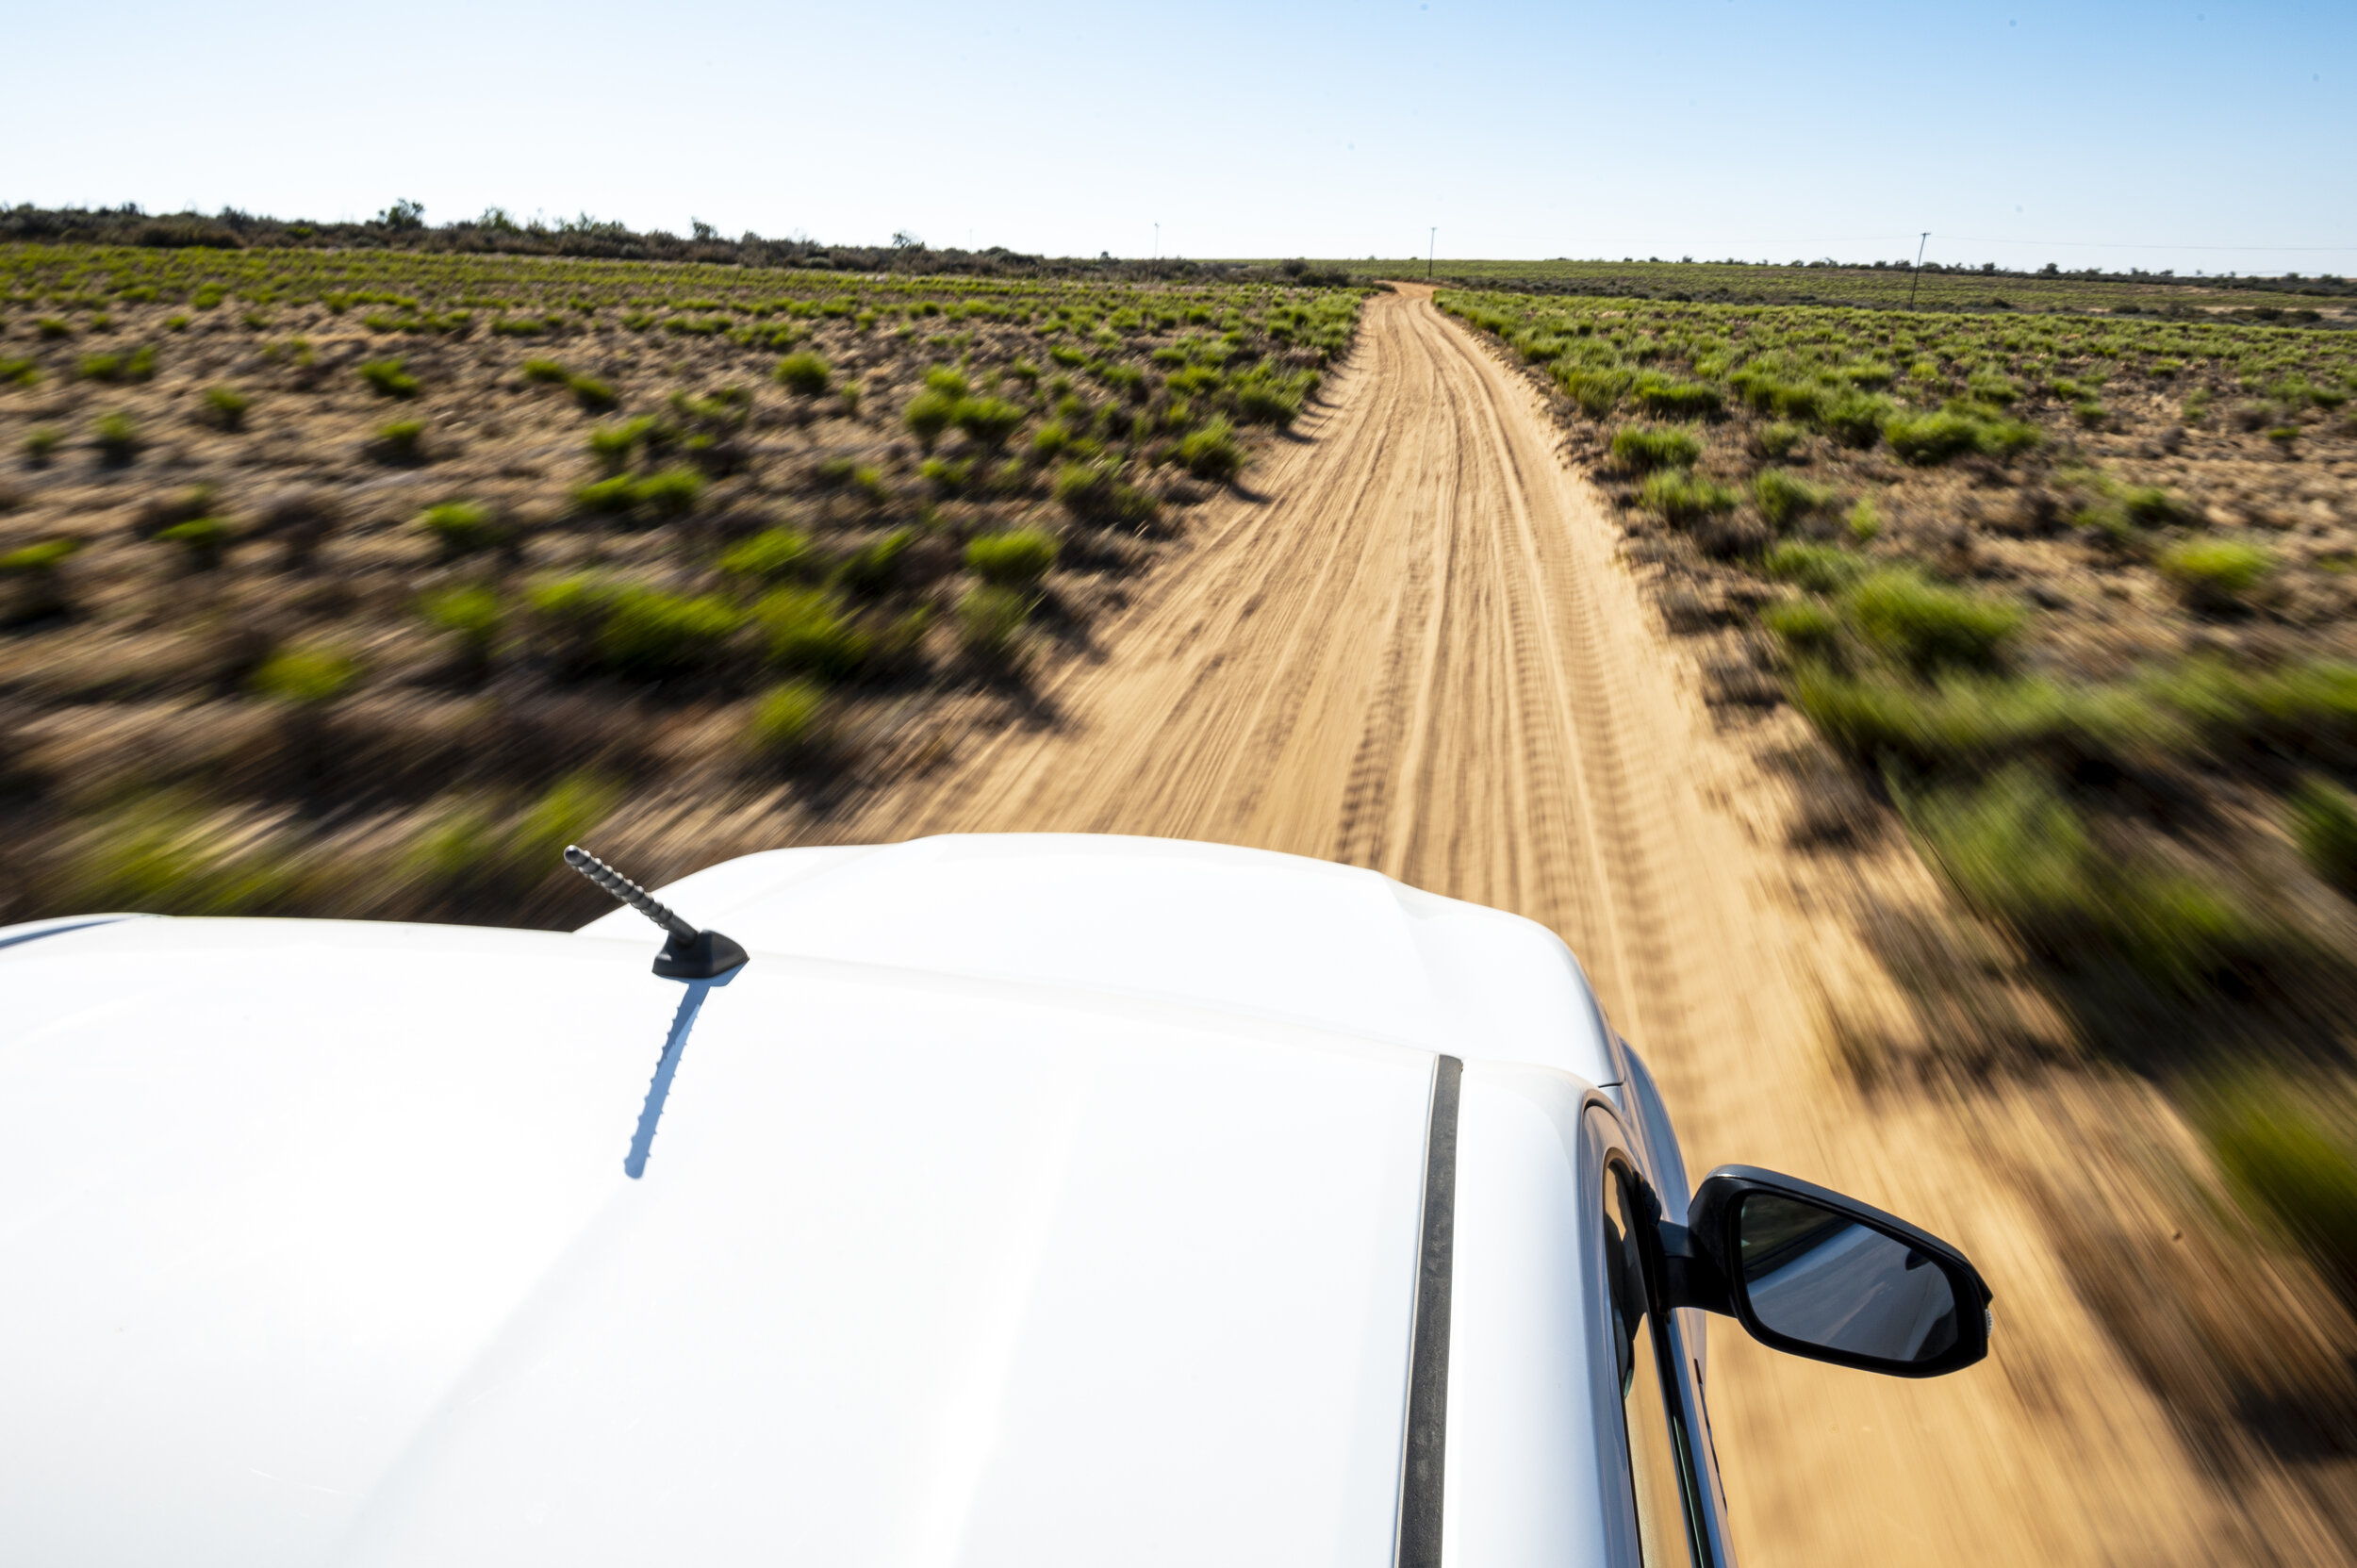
xmin=565 ymin=845 xmax=750 ymax=981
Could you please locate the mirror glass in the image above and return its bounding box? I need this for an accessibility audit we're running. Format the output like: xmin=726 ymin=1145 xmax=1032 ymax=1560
xmin=1735 ymin=1192 xmax=1960 ymax=1365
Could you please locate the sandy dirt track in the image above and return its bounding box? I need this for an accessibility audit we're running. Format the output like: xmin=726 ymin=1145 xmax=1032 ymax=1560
xmin=840 ymin=287 xmax=2248 ymax=1565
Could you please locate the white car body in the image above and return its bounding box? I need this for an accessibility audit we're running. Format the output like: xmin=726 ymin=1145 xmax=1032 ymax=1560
xmin=0 ymin=834 xmax=1739 ymax=1568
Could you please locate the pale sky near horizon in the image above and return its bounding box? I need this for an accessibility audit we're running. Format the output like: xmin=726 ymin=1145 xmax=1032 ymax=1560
xmin=6 ymin=0 xmax=2349 ymax=275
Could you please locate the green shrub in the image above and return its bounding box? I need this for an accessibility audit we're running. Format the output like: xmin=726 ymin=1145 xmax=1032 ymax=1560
xmin=0 ymin=355 xmax=38 ymax=388
xmin=2119 ymin=486 xmax=2200 ymax=528
xmin=595 ymin=587 xmax=740 ymax=678
xmin=375 ymin=417 xmax=426 ymax=459
xmin=1235 ymin=377 xmax=1307 ymax=426
xmin=904 ymin=388 xmax=959 ymax=449
xmin=415 ymin=500 xmax=503 ymax=556
xmin=78 ymin=346 xmax=156 ymax=383
xmin=420 ymin=583 xmax=503 ymax=650
xmin=1030 ymin=420 xmax=1074 ymax=460
xmin=23 ymin=426 xmax=61 ymax=464
xmin=2158 ymin=539 xmax=2274 ymax=609
xmin=634 ymin=465 xmax=706 ymax=518
xmin=719 ymin=528 xmax=815 ymax=582
xmin=62 ymin=789 xmax=296 ymax=916
xmin=965 ymin=528 xmax=1058 ymax=586
xmin=201 ymin=384 xmax=251 ymax=431
xmin=954 ymin=396 xmax=1027 ymax=449
xmin=1847 ymin=570 xmax=2023 ymax=672
xmin=1754 ymin=469 xmax=1835 ymax=531
xmin=1846 ymin=499 xmax=1883 ymax=541
xmin=585 ymin=419 xmax=645 ymax=471
xmin=1822 ymin=391 xmax=1897 ymax=447
xmin=2203 ymin=1081 xmax=2357 ymax=1307
xmin=755 ymin=585 xmax=870 ymax=677
xmin=1912 ymin=766 xmax=2258 ymax=992
xmin=1609 ymin=426 xmax=1703 ymax=471
xmin=2290 ymin=777 xmax=2357 ymax=898
xmin=1885 ymin=409 xmax=2039 ymax=465
xmin=1054 ymin=460 xmax=1159 ymax=527
xmin=747 ymin=679 xmax=830 ymax=754
xmin=568 ymin=375 xmax=618 ymax=412
xmin=1764 ymin=540 xmax=1865 ymax=594
xmin=1637 ymin=470 xmax=1739 ymax=527
xmin=521 ymin=357 xmax=569 ymax=384
xmin=250 ymin=642 xmax=359 ymax=702
xmin=1756 ymin=421 xmax=1805 ymax=459
xmin=1630 ymin=373 xmax=1722 ymax=419
xmin=1177 ymin=417 xmax=1245 ymax=481
xmin=0 ymin=536 xmax=83 ymax=574
xmin=359 ymin=357 xmax=420 ymax=398
xmin=957 ymin=584 xmax=1034 ymax=662
xmin=1761 ymin=598 xmax=1839 ymax=654
xmin=574 ymin=474 xmax=639 ymax=514
xmin=94 ymin=410 xmax=140 ymax=464
xmin=834 ymin=529 xmax=911 ymax=595
xmin=775 ymin=352 xmax=832 ymax=396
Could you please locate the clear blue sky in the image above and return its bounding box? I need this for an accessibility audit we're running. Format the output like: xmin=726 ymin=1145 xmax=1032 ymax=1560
xmin=7 ymin=0 xmax=2349 ymax=274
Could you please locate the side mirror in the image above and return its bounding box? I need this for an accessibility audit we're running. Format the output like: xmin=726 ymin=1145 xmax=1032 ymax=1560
xmin=1664 ymin=1165 xmax=1992 ymax=1378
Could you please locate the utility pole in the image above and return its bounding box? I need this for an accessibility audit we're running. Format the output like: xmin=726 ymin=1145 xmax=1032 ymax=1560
xmin=1153 ymin=223 xmax=1159 ymax=260
xmin=1908 ymin=232 xmax=1929 ymax=309
xmin=1427 ymin=226 xmax=1437 ymax=281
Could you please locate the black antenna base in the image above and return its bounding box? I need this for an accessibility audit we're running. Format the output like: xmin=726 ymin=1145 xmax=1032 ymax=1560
xmin=653 ymin=926 xmax=750 ymax=982
xmin=565 ymin=843 xmax=750 ymax=982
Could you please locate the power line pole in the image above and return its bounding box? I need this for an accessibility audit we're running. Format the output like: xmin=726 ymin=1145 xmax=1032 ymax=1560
xmin=1908 ymin=232 xmax=1929 ymax=309
xmin=1153 ymin=223 xmax=1159 ymax=261
xmin=1427 ymin=226 xmax=1437 ymax=281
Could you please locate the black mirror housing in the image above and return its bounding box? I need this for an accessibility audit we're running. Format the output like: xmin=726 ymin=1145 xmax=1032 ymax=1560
xmin=1667 ymin=1164 xmax=1992 ymax=1378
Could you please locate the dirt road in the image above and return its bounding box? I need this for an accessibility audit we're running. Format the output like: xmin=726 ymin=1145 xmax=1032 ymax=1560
xmin=840 ymin=286 xmax=2241 ymax=1565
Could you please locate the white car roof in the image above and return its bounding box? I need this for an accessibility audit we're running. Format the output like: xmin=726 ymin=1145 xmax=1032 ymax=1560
xmin=0 ymin=834 xmax=1624 ymax=1568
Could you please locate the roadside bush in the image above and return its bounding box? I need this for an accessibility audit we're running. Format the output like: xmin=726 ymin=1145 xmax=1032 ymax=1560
xmin=568 ymin=375 xmax=618 ymax=412
xmin=1761 ymin=598 xmax=1839 ymax=655
xmin=1764 ymin=540 xmax=1864 ymax=594
xmin=94 ymin=410 xmax=140 ymax=465
xmin=1912 ymin=766 xmax=2259 ymax=993
xmin=586 ymin=420 xmax=645 ymax=471
xmin=954 ymin=396 xmax=1027 ymax=449
xmin=1756 ymin=421 xmax=1805 ymax=460
xmin=1630 ymin=373 xmax=1722 ymax=419
xmin=359 ymin=357 xmax=420 ymax=398
xmin=1822 ymin=391 xmax=1897 ymax=448
xmin=61 ymin=790 xmax=298 ymax=916
xmin=415 ymin=500 xmax=503 ymax=557
xmin=2158 ymin=538 xmax=2274 ymax=611
xmin=2289 ymin=777 xmax=2357 ymax=899
xmin=903 ymin=388 xmax=959 ymax=449
xmin=594 ymin=587 xmax=740 ymax=679
xmin=1055 ymin=460 xmax=1160 ymax=527
xmin=1638 ymin=470 xmax=1739 ymax=527
xmin=834 ymin=529 xmax=911 ymax=595
xmin=1886 ymin=409 xmax=2039 ymax=465
xmin=1754 ymin=469 xmax=1835 ymax=532
xmin=200 ymin=385 xmax=252 ymax=431
xmin=2203 ymin=1080 xmax=2357 ymax=1309
xmin=635 ymin=465 xmax=707 ymax=518
xmin=419 ymin=583 xmax=503 ymax=661
xmin=1609 ymin=426 xmax=1703 ymax=472
xmin=747 ymin=679 xmax=830 ymax=756
xmin=375 ymin=418 xmax=426 ymax=460
xmin=23 ymin=427 xmax=62 ymax=466
xmin=1846 ymin=570 xmax=2022 ymax=672
xmin=574 ymin=474 xmax=638 ymax=515
xmin=719 ymin=527 xmax=815 ymax=582
xmin=965 ymin=528 xmax=1058 ymax=586
xmin=250 ymin=642 xmax=359 ymax=703
xmin=775 ymin=351 xmax=832 ymax=396
xmin=755 ymin=585 xmax=870 ymax=678
xmin=521 ymin=358 xmax=569 ymax=385
xmin=157 ymin=514 xmax=231 ymax=569
xmin=957 ymin=584 xmax=1033 ymax=663
xmin=1176 ymin=416 xmax=1245 ymax=481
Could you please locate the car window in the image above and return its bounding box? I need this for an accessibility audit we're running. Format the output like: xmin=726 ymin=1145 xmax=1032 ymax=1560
xmin=1604 ymin=1160 xmax=1700 ymax=1568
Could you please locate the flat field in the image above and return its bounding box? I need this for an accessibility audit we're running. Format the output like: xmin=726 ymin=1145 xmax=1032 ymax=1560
xmin=1321 ymin=257 xmax=2351 ymax=317
xmin=1442 ymin=283 xmax=2357 ymax=1547
xmin=0 ymin=243 xmax=1363 ymax=926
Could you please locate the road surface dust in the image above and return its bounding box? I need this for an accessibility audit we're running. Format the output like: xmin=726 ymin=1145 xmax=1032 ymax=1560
xmin=837 ymin=286 xmax=2261 ymax=1566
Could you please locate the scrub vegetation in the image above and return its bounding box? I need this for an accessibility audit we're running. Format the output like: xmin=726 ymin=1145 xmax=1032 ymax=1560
xmin=0 ymin=239 xmax=1364 ymax=927
xmin=1447 ymin=283 xmax=2357 ymax=1513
